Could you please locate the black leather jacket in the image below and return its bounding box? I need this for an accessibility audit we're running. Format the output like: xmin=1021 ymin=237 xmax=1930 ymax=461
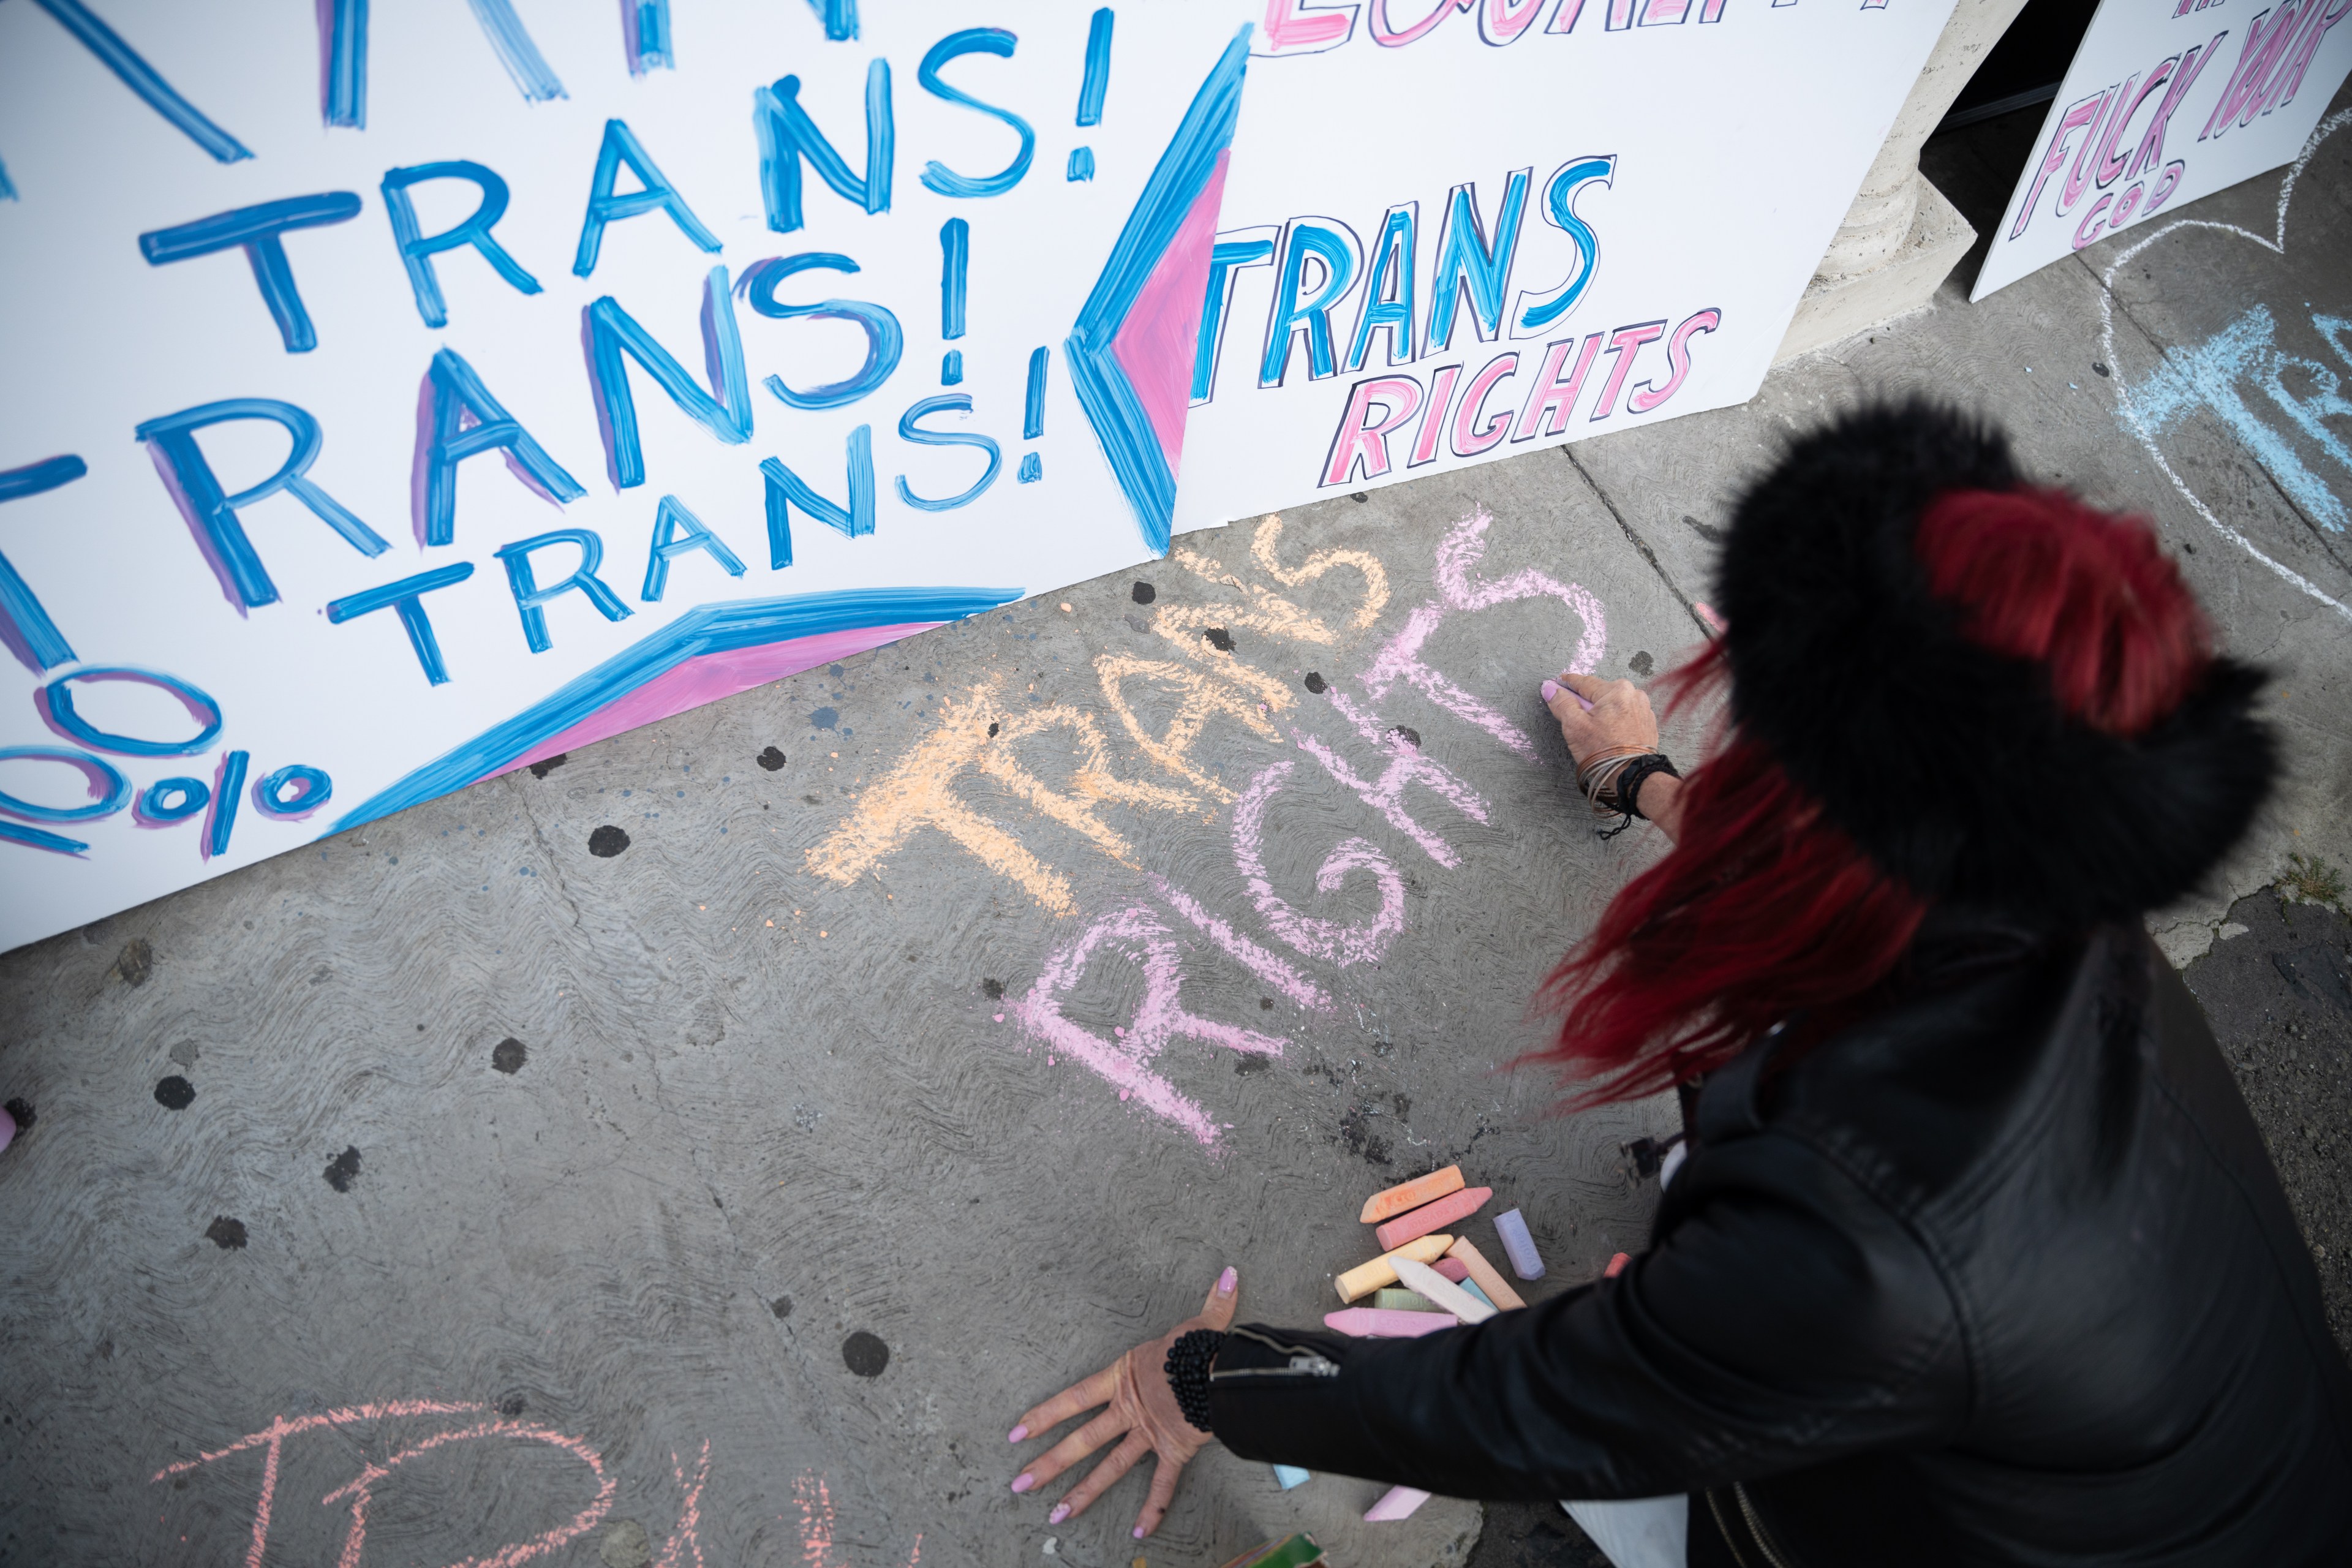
xmin=1207 ymin=918 xmax=2352 ymax=1563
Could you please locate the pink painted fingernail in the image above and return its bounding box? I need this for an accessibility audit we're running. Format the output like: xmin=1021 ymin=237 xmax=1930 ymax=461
xmin=1008 ymin=1425 xmax=1028 ymax=1444
xmin=1049 ymin=1504 xmax=1070 ymax=1525
xmin=1541 ymin=679 xmax=1560 ymax=704
xmin=1011 ymin=1475 xmax=1035 ymax=1494
xmin=1218 ymin=1266 xmax=1237 ymax=1293
xmin=1134 ymin=1527 xmax=1148 ymax=1540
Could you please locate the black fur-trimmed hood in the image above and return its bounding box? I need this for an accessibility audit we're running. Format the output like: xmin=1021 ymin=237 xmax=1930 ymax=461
xmin=1715 ymin=401 xmax=2275 ymax=927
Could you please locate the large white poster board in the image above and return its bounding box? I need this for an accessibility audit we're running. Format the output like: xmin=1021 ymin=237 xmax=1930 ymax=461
xmin=0 ymin=0 xmax=1253 ymax=951
xmin=1972 ymin=0 xmax=2352 ymax=298
xmin=1170 ymin=0 xmax=1960 ymax=531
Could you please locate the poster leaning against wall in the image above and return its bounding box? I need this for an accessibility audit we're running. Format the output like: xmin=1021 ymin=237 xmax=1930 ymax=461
xmin=0 ymin=0 xmax=1254 ymax=951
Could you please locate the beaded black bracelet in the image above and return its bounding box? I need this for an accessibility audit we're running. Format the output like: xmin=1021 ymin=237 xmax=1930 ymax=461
xmin=1597 ymin=752 xmax=1679 ymax=840
xmin=1164 ymin=1329 xmax=1225 ymax=1433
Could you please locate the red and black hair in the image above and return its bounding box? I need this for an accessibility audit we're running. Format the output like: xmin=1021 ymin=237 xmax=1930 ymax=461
xmin=1539 ymin=403 xmax=2273 ymax=1106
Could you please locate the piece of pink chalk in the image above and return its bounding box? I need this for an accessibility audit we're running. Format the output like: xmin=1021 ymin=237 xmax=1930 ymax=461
xmin=1431 ymin=1257 xmax=1471 ymax=1283
xmin=1604 ymin=1251 xmax=1632 ymax=1278
xmin=1324 ymin=1307 xmax=1458 ymax=1338
xmin=1375 ymin=1186 xmax=1493 ymax=1253
xmin=1541 ymin=677 xmax=1595 ymax=712
xmin=1365 ymin=1485 xmax=1432 ymax=1521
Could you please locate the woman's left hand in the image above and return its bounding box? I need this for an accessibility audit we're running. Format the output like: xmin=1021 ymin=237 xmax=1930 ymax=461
xmin=1007 ymin=1267 xmax=1239 ymax=1540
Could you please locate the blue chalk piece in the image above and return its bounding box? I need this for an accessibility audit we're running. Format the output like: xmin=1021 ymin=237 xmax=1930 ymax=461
xmin=1459 ymin=1278 xmax=1496 ymax=1310
xmin=1494 ymin=1208 xmax=1546 ymax=1281
xmin=1017 ymin=452 xmax=1042 ymax=483
xmin=1066 ymin=146 xmax=1095 ymax=182
xmin=940 ymin=350 xmax=963 ymax=386
xmin=1273 ymin=1465 xmax=1311 ymax=1491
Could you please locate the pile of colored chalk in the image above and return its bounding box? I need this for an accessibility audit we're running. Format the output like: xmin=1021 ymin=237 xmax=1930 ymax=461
xmin=1276 ymin=1164 xmax=1550 ymax=1522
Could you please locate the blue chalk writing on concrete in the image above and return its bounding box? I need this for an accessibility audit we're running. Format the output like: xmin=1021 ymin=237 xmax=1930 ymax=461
xmin=641 ymin=495 xmax=747 ymax=601
xmin=2135 ymin=305 xmax=2351 ymax=532
xmin=584 ymin=265 xmax=753 ymax=488
xmin=40 ymin=666 xmax=222 ymax=757
xmin=326 ymin=562 xmax=479 ymax=685
xmin=574 ymin=119 xmax=723 ymax=277
xmin=762 ymin=428 xmax=876 ymax=562
xmin=333 ymin=584 xmax=1022 ymax=833
xmin=138 ymin=194 xmax=364 ymax=354
xmin=495 ymin=529 xmax=633 ymax=653
xmin=1427 ymin=167 xmax=1531 ymax=353
xmin=320 ymin=0 xmax=367 ymax=127
xmin=895 ymin=393 xmax=1002 ymax=512
xmin=744 ymin=253 xmax=905 ymax=409
xmin=755 ymin=63 xmax=894 ymax=233
xmin=0 ymin=744 xmax=127 ymax=823
xmin=26 ymin=0 xmax=252 ymax=162
xmin=136 ymin=399 xmax=390 ymax=611
xmin=415 ymin=348 xmax=587 ymax=548
xmin=382 ymin=162 xmax=543 ymax=328
xmin=0 ymin=454 xmax=87 ymax=673
xmin=466 ymin=0 xmax=566 ymax=102
xmin=919 ymin=29 xmax=1035 ymax=200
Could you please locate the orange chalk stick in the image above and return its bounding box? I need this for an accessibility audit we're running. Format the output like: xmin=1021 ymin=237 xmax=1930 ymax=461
xmin=1374 ymin=1186 xmax=1492 ymax=1252
xmin=1444 ymin=1237 xmax=1528 ymax=1311
xmin=1359 ymin=1166 xmax=1465 ymax=1224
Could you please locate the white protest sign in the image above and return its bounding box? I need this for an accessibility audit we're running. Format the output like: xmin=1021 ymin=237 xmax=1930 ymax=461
xmin=0 ymin=0 xmax=1253 ymax=951
xmin=1972 ymin=0 xmax=2352 ymax=298
xmin=1169 ymin=0 xmax=1960 ymax=532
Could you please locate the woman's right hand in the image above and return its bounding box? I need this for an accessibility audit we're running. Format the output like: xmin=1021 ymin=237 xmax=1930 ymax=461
xmin=1544 ymin=672 xmax=1685 ymax=841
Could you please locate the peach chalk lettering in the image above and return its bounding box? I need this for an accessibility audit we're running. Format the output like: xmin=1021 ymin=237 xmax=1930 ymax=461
xmin=1392 ymin=1256 xmax=1497 ymax=1324
xmin=1360 ymin=508 xmax=1606 ymax=758
xmin=1324 ymin=1306 xmax=1458 ymax=1337
xmin=319 ymin=1417 xmax=615 ymax=1568
xmin=654 ymin=1441 xmax=710 ymax=1568
xmin=1011 ymin=903 xmax=1285 ymax=1145
xmin=1359 ymin=1164 xmax=1465 ymax=1224
xmin=1364 ymin=1485 xmax=1433 ymax=1521
xmin=1232 ymin=762 xmax=1406 ymax=968
xmin=1445 ymin=1236 xmax=1528 ymax=1310
xmin=1335 ymin=1232 xmax=1455 ymax=1302
xmin=1374 ymin=1185 xmax=1492 ymax=1251
xmin=1494 ymin=1207 xmax=1547 ymax=1280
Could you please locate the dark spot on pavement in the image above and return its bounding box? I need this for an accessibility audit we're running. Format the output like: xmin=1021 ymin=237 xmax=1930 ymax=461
xmin=1260 ymin=997 xmax=1275 ymax=1010
xmin=842 ymin=1330 xmax=891 ymax=1378
xmin=811 ymin=707 xmax=839 ymax=730
xmin=1681 ymin=514 xmax=1725 ymax=545
xmin=1131 ymin=581 xmax=1156 ymax=604
xmin=499 ymin=1392 xmax=527 ymax=1417
xmin=323 ymin=1146 xmax=361 ymax=1193
xmin=771 ymin=1295 xmax=794 ymax=1321
xmin=1123 ymin=612 xmax=1150 ymax=635
xmin=588 ymin=825 xmax=630 ymax=857
xmin=1338 ymin=1105 xmax=1393 ymax=1166
xmin=757 ymin=746 xmax=787 ymax=771
xmin=982 ymin=978 xmax=1005 ymax=1000
xmin=1629 ymin=650 xmax=1654 ymax=677
xmin=1389 ymin=725 xmax=1422 ymax=750
xmin=491 ymin=1037 xmax=528 ymax=1074
xmin=1236 ymin=1055 xmax=1271 ymax=1076
xmin=116 ymin=938 xmax=153 ymax=987
xmin=169 ymin=1041 xmax=200 ymax=1069
xmin=2273 ymin=947 xmax=2352 ymax=1012
xmin=154 ymin=1076 xmax=195 ymax=1110
xmin=1392 ymin=1091 xmax=1412 ymax=1119
xmin=2092 ymin=362 xmax=2110 ymax=377
xmin=205 ymin=1216 xmax=247 ymax=1250
xmin=4 ymin=1098 xmax=33 ymax=1134
xmin=1303 ymin=671 xmax=1327 ymax=693
xmin=802 ymin=793 xmax=821 ymax=805
xmin=527 ymin=753 xmax=569 ymax=779
xmin=1204 ymin=627 xmax=1235 ymax=652
xmin=1351 ymin=491 xmax=1369 ymax=502
xmin=987 ymin=722 xmax=1000 ymax=737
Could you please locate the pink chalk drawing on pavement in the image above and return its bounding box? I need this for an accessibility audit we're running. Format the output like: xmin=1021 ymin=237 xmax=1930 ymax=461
xmin=1232 ymin=761 xmax=1408 ymax=968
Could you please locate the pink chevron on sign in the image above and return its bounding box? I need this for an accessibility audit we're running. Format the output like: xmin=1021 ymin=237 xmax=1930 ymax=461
xmin=1112 ymin=151 xmax=1234 ymax=481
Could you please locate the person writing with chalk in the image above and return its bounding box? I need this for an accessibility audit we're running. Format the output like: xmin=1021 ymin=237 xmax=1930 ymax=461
xmin=1006 ymin=404 xmax=2352 ymax=1564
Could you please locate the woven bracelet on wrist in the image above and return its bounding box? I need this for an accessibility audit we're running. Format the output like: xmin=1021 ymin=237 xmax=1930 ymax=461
xmin=1597 ymin=753 xmax=1679 ymax=840
xmin=1164 ymin=1329 xmax=1226 ymax=1433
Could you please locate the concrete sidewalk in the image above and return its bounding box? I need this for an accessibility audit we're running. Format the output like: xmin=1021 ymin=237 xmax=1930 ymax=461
xmin=4 ymin=92 xmax=2348 ymax=1568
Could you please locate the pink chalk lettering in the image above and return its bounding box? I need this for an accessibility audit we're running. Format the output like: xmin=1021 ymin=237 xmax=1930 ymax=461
xmin=1261 ymin=0 xmax=1362 ymax=53
xmin=1513 ymin=334 xmax=1603 ymax=440
xmin=1294 ymin=688 xmax=1492 ymax=866
xmin=1410 ymin=364 xmax=1464 ymax=466
xmin=2011 ymin=91 xmax=2108 ymax=239
xmin=1011 ymin=905 xmax=1286 ymax=1143
xmin=1322 ymin=375 xmax=1426 ymax=486
xmin=1449 ymin=352 xmax=1520 ymax=456
xmin=1628 ymin=308 xmax=1721 ymax=415
xmin=1232 ymin=762 xmax=1408 ymax=967
xmin=1588 ymin=320 xmax=1667 ymax=423
xmin=1150 ymin=874 xmax=1338 ymax=1011
xmin=319 ymin=1417 xmax=614 ymax=1568
xmin=1359 ymin=508 xmax=1607 ymax=757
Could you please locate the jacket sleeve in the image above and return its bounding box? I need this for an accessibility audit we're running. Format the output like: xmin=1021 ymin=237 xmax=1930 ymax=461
xmin=1206 ymin=1132 xmax=1970 ymax=1501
